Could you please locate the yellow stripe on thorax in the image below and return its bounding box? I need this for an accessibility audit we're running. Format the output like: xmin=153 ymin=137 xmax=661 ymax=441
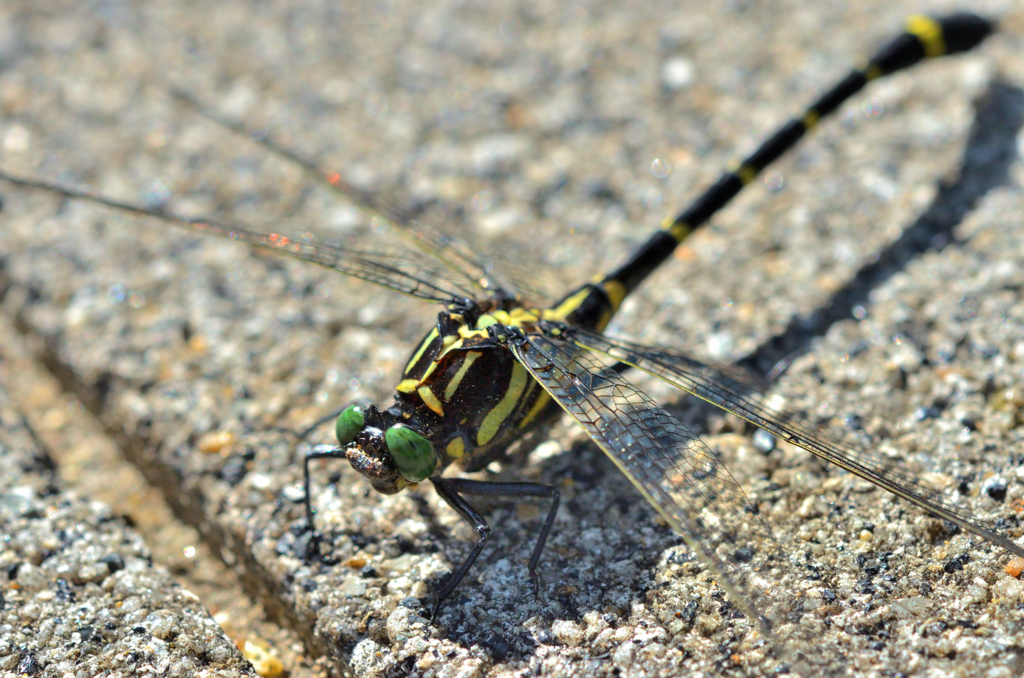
xmin=517 ymin=387 xmax=551 ymax=431
xmin=404 ymin=327 xmax=438 ymax=374
xmin=444 ymin=351 xmax=482 ymax=400
xmin=417 ymin=386 xmax=444 ymax=416
xmin=477 ymin=362 xmax=529 ymax=445
xmin=397 ymin=378 xmax=419 ymax=394
xmin=445 ymin=436 xmax=465 ymax=460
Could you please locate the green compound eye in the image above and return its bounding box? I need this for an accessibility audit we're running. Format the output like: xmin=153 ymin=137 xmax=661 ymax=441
xmin=384 ymin=425 xmax=437 ymax=482
xmin=335 ymin=405 xmax=365 ymax=446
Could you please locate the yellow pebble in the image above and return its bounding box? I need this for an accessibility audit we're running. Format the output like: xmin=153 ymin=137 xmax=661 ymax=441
xmin=198 ymin=430 xmax=235 ymax=454
xmin=243 ymin=638 xmax=284 ymax=678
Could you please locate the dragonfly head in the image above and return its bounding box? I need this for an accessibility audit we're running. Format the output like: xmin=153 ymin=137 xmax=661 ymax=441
xmin=336 ymin=404 xmax=437 ymax=494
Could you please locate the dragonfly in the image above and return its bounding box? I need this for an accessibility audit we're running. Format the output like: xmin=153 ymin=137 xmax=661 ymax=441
xmin=0 ymin=11 xmax=1017 ymax=661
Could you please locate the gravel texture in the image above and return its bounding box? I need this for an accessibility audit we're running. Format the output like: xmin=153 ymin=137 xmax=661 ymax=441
xmin=0 ymin=307 xmax=322 ymax=678
xmin=0 ymin=385 xmax=257 ymax=677
xmin=1 ymin=1 xmax=1024 ymax=676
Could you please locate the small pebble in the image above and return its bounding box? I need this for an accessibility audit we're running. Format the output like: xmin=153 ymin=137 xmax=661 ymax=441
xmin=242 ymin=637 xmax=284 ymax=678
xmin=661 ymin=57 xmax=695 ymax=90
xmin=695 ymin=613 xmax=721 ymax=636
xmin=551 ymin=620 xmax=584 ymax=647
xmin=753 ymin=429 xmax=776 ymax=453
xmin=198 ymin=430 xmax=235 ymax=454
xmin=1005 ymin=557 xmax=1024 ymax=578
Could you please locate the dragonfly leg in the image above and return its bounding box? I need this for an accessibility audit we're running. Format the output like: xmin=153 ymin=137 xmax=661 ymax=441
xmin=430 ymin=477 xmax=559 ymax=617
xmin=302 ymin=444 xmax=347 ymax=561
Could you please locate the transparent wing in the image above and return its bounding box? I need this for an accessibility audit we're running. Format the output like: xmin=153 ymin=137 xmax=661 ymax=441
xmin=568 ymin=326 xmax=1024 ymax=558
xmin=0 ymin=171 xmax=478 ymax=304
xmin=509 ymin=329 xmax=785 ymax=639
xmin=169 ymin=87 xmax=552 ymax=304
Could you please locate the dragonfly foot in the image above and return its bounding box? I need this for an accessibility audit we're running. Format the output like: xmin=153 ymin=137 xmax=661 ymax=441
xmin=429 ymin=595 xmax=446 ymax=624
xmin=527 ymin=569 xmax=544 ymax=602
xmin=302 ymin=527 xmax=323 ymax=564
